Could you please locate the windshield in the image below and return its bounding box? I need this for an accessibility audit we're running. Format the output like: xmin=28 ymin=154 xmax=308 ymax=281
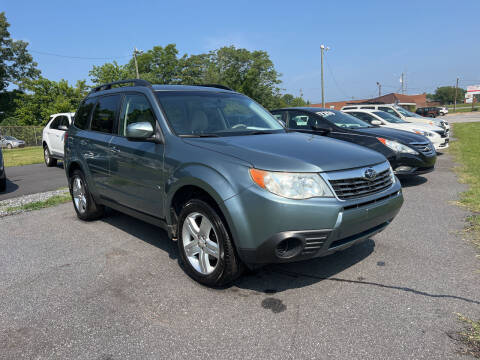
xmin=316 ymin=110 xmax=372 ymax=129
xmin=155 ymin=91 xmax=284 ymax=137
xmin=373 ymin=111 xmax=407 ymax=123
xmin=4 ymin=136 xmax=16 ymax=140
xmin=394 ymin=105 xmax=423 ymax=118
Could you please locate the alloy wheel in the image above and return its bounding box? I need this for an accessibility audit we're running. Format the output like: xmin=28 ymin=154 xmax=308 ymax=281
xmin=182 ymin=212 xmax=220 ymax=275
xmin=72 ymin=176 xmax=87 ymax=214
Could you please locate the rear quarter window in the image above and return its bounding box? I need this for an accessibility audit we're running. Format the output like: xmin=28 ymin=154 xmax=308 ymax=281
xmin=74 ymin=98 xmax=96 ymax=130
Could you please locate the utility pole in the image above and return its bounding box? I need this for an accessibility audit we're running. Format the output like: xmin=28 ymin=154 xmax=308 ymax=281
xmin=376 ymin=82 xmax=381 ymax=97
xmin=454 ymin=77 xmax=459 ymax=112
xmin=320 ymin=44 xmax=330 ymax=107
xmin=401 ymin=73 xmax=405 ymax=94
xmin=133 ymin=47 xmax=143 ymax=79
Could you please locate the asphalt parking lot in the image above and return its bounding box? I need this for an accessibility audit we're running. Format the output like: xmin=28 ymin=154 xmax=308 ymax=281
xmin=1 ymin=148 xmax=479 ymax=359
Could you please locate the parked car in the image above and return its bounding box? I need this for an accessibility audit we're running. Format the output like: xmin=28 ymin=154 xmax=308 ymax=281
xmin=438 ymin=106 xmax=448 ymax=115
xmin=42 ymin=112 xmax=74 ymax=166
xmin=0 ymin=147 xmax=5 ymax=192
xmin=271 ymin=108 xmax=436 ymax=176
xmin=341 ymin=103 xmax=449 ymax=132
xmin=343 ymin=109 xmax=449 ymax=151
xmin=416 ymin=107 xmax=440 ymax=118
xmin=0 ymin=135 xmax=26 ymax=149
xmin=64 ymin=79 xmax=404 ymax=286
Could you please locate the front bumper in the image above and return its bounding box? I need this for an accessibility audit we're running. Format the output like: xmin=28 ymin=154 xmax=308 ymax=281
xmin=223 ymin=179 xmax=403 ymax=266
xmin=392 ymin=152 xmax=436 ymax=176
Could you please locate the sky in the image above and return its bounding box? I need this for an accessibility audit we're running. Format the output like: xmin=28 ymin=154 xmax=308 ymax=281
xmin=3 ymin=0 xmax=480 ymax=103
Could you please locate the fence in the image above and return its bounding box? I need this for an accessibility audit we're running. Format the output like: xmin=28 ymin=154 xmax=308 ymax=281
xmin=0 ymin=126 xmax=44 ymax=147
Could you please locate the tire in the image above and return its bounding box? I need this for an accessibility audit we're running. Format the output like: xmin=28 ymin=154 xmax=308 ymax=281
xmin=44 ymin=146 xmax=57 ymax=167
xmin=69 ymin=169 xmax=104 ymax=221
xmin=177 ymin=199 xmax=243 ymax=287
xmin=0 ymin=176 xmax=6 ymax=192
xmin=7 ymin=144 xmax=12 ymax=149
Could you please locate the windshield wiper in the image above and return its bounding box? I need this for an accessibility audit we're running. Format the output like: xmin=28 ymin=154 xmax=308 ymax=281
xmin=248 ymin=130 xmax=277 ymax=135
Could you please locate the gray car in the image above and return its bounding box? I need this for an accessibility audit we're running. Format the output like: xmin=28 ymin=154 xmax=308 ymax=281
xmin=64 ymin=80 xmax=404 ymax=286
xmin=0 ymin=135 xmax=26 ymax=149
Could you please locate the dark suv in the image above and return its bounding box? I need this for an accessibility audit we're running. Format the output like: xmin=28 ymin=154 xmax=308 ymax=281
xmin=65 ymin=80 xmax=403 ymax=286
xmin=416 ymin=107 xmax=440 ymax=118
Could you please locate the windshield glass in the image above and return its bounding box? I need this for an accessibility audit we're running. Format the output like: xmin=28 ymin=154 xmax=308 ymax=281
xmin=393 ymin=105 xmax=423 ymax=118
xmin=155 ymin=91 xmax=284 ymax=136
xmin=5 ymin=136 xmax=16 ymax=140
xmin=373 ymin=111 xmax=407 ymax=123
xmin=316 ymin=110 xmax=372 ymax=129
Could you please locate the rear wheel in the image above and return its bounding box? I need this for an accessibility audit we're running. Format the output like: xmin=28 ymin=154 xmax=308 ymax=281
xmin=177 ymin=199 xmax=243 ymax=287
xmin=44 ymin=146 xmax=57 ymax=167
xmin=69 ymin=169 xmax=104 ymax=221
xmin=7 ymin=144 xmax=12 ymax=149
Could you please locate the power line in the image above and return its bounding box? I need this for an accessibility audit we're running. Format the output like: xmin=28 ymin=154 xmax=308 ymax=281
xmin=30 ymin=49 xmax=130 ymax=60
xmin=324 ymin=58 xmax=349 ymax=99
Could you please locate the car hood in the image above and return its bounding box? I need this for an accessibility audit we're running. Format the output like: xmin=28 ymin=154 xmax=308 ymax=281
xmin=392 ymin=122 xmax=442 ymax=132
xmin=182 ymin=132 xmax=387 ymax=173
xmin=353 ymin=127 xmax=429 ymax=144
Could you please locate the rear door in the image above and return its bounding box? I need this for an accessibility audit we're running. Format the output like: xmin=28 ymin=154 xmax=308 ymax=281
xmin=106 ymin=93 xmax=165 ymax=218
xmin=83 ymin=95 xmax=121 ymax=196
xmin=48 ymin=116 xmax=65 ymax=155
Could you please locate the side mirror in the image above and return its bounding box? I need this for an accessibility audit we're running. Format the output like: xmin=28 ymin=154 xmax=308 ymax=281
xmin=126 ymin=122 xmax=155 ymax=140
xmin=371 ymin=120 xmax=382 ymax=126
xmin=58 ymin=125 xmax=68 ymax=131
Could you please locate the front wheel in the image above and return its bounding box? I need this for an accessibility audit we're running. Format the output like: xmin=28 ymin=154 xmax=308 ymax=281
xmin=177 ymin=199 xmax=243 ymax=287
xmin=7 ymin=144 xmax=12 ymax=149
xmin=44 ymin=146 xmax=57 ymax=167
xmin=69 ymin=169 xmax=104 ymax=221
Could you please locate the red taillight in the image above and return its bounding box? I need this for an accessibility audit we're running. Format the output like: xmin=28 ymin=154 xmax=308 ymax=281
xmin=377 ymin=137 xmax=386 ymax=145
xmin=64 ymin=131 xmax=69 ymax=143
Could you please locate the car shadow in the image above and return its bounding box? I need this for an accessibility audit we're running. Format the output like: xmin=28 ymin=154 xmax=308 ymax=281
xmin=100 ymin=208 xmax=178 ymax=260
xmin=233 ymin=239 xmax=375 ymax=293
xmin=1 ymin=177 xmax=19 ymax=195
xmin=99 ymin=208 xmax=374 ymax=293
xmin=399 ymin=176 xmax=427 ymax=187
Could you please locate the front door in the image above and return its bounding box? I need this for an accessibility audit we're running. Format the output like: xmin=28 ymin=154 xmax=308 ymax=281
xmin=106 ymin=93 xmax=165 ymax=218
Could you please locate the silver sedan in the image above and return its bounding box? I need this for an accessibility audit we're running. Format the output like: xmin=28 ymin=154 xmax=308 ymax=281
xmin=0 ymin=136 xmax=26 ymax=149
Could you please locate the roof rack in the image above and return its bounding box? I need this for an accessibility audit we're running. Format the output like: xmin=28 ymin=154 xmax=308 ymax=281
xmin=92 ymin=79 xmax=152 ymax=93
xmin=194 ymin=84 xmax=234 ymax=91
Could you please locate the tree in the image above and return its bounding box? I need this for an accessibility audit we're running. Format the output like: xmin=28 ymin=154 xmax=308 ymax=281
xmin=431 ymin=86 xmax=466 ymax=104
xmin=0 ymin=12 xmax=40 ymax=92
xmin=89 ymin=61 xmax=131 ymax=85
xmin=13 ymin=77 xmax=88 ymax=125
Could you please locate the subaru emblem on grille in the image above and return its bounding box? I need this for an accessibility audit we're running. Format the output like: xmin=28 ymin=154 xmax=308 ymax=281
xmin=364 ymin=168 xmax=377 ymax=181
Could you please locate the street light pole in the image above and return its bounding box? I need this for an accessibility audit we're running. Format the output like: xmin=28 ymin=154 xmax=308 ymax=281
xmin=133 ymin=47 xmax=143 ymax=79
xmin=320 ymin=44 xmax=330 ymax=108
xmin=376 ymin=82 xmax=381 ymax=97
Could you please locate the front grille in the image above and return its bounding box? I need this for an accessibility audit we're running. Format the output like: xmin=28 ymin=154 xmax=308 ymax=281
xmin=328 ymin=169 xmax=392 ymax=200
xmin=409 ymin=142 xmax=436 ymax=156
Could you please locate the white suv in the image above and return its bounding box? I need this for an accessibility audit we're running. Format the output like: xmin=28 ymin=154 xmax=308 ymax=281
xmin=341 ymin=104 xmax=449 ymax=132
xmin=42 ymin=112 xmax=74 ymax=166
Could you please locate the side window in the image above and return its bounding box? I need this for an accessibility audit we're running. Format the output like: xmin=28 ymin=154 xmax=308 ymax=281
xmin=360 ymin=106 xmax=375 ymax=109
xmin=75 ymin=98 xmax=96 ymax=130
xmin=60 ymin=116 xmax=69 ymax=129
xmin=50 ymin=116 xmax=60 ymax=130
xmin=118 ymin=94 xmax=156 ymax=136
xmin=288 ymin=111 xmax=317 ymax=129
xmin=378 ymin=106 xmax=397 ymax=116
xmin=271 ymin=112 xmax=284 ymax=123
xmin=91 ymin=95 xmax=121 ymax=134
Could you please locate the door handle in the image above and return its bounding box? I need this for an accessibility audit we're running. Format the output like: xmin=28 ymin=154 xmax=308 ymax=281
xmin=80 ymin=140 xmax=87 ymax=146
xmin=110 ymin=147 xmax=120 ymax=153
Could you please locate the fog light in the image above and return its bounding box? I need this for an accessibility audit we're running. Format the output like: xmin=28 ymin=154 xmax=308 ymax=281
xmin=395 ymin=166 xmax=413 ymax=172
xmin=275 ymin=237 xmax=303 ymax=259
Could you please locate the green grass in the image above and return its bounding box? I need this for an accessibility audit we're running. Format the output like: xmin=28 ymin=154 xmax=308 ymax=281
xmin=457 ymin=314 xmax=480 ymax=358
xmin=447 ymin=104 xmax=480 ymax=112
xmin=450 ymin=123 xmax=480 ymax=251
xmin=5 ymin=193 xmax=71 ymax=214
xmin=2 ymin=146 xmax=44 ymax=167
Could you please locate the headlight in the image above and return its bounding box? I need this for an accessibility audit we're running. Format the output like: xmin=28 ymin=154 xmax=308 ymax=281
xmin=413 ymin=129 xmax=435 ymax=138
xmin=249 ymin=169 xmax=334 ymax=199
xmin=389 ymin=165 xmax=396 ymax=184
xmin=377 ymin=138 xmax=419 ymax=155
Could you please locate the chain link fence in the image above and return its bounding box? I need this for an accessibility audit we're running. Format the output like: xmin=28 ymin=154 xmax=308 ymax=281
xmin=0 ymin=126 xmax=44 ymax=147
